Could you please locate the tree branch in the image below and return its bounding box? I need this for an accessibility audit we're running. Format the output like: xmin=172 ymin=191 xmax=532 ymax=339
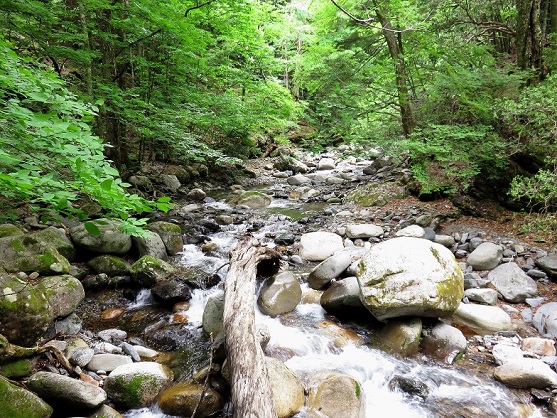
xmin=185 ymin=0 xmax=216 ymax=18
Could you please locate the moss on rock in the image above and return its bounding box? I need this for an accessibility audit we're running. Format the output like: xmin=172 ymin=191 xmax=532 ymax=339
xmin=0 ymin=376 xmax=53 ymax=418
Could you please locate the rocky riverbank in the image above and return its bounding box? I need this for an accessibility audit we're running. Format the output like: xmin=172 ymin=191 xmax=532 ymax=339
xmin=1 ymin=146 xmax=557 ymax=417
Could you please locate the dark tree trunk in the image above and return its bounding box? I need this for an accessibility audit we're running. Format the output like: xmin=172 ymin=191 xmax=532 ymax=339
xmin=223 ymin=236 xmax=281 ymax=418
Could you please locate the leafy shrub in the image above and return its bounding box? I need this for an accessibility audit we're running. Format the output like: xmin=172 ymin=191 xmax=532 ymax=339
xmin=0 ymin=37 xmax=167 ymax=234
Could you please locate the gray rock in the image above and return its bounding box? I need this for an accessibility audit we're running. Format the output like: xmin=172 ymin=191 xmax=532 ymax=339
xmin=0 ymin=234 xmax=70 ymax=274
xmin=433 ymin=233 xmax=456 ymax=246
xmin=27 ymin=371 xmax=107 ymax=412
xmin=37 ymin=274 xmax=84 ymax=318
xmin=421 ymin=322 xmax=467 ymax=364
xmin=287 ymin=174 xmax=311 ymax=186
xmin=0 ymin=224 xmax=24 ymax=238
xmin=187 ymin=188 xmax=206 ymax=201
xmin=147 ymin=221 xmax=183 ymax=256
xmin=70 ymin=219 xmax=132 ymax=255
xmin=104 ymin=362 xmax=173 ymax=409
xmin=202 ymin=295 xmax=224 ymax=337
xmin=533 ymin=302 xmax=557 ymax=338
xmin=318 ymin=158 xmax=336 ymax=170
xmin=89 ymin=405 xmax=124 ymax=418
xmin=308 ymin=252 xmax=352 ymax=290
xmin=87 ymin=353 xmax=133 ymax=372
xmin=527 ymin=269 xmax=548 ymax=279
xmin=159 ymin=174 xmax=181 ymax=192
xmin=357 ymin=237 xmax=463 ymax=320
xmin=307 ymin=371 xmax=365 ymax=418
xmin=463 ymin=272 xmax=490 ymax=289
xmin=98 ymin=328 xmax=127 ymax=343
xmin=69 ymin=347 xmax=95 ymax=368
xmin=120 ymin=342 xmax=141 ymax=362
xmin=492 ymin=344 xmax=523 ymax=365
xmin=299 ymin=231 xmax=344 ymax=261
xmin=158 ymin=381 xmax=224 ymax=417
xmin=151 ymin=280 xmax=192 ymax=307
xmin=488 ymin=262 xmax=538 ymax=303
xmin=395 ymin=225 xmax=426 ymax=238
xmin=0 ymin=374 xmax=53 ymax=418
xmin=320 ymin=276 xmax=367 ymax=318
xmin=129 ymin=175 xmax=153 ymax=191
xmin=464 ymin=288 xmax=498 ymax=305
xmin=467 ymin=242 xmax=502 ymax=270
xmin=0 ymin=274 xmax=53 ymax=346
xmin=494 ymin=358 xmax=557 ymax=389
xmin=345 ymin=224 xmax=383 ymax=239
xmin=133 ymin=231 xmax=168 ymax=261
xmin=231 ymin=191 xmax=272 ymax=208
xmin=468 ymin=237 xmax=483 ymax=252
xmin=133 ymin=345 xmax=159 ymax=359
xmin=536 ymin=255 xmax=557 ymax=279
xmin=452 ymin=303 xmax=512 ymax=334
xmin=53 ymin=312 xmax=82 ymax=336
xmin=526 ymin=297 xmax=545 ymax=307
xmin=258 ymin=271 xmax=302 ymax=317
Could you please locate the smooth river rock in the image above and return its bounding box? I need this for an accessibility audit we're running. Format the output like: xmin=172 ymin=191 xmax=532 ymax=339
xmin=533 ymin=302 xmax=557 ymax=338
xmin=306 ymin=371 xmax=365 ymax=418
xmin=299 ymin=231 xmax=344 ymax=261
xmin=357 ymin=237 xmax=463 ymax=320
xmin=258 ymin=271 xmax=302 ymax=317
xmin=69 ymin=219 xmax=132 ymax=254
xmin=452 ymin=303 xmax=513 ymax=334
xmin=308 ymin=251 xmax=352 ymax=290
xmin=494 ymin=358 xmax=557 ymax=389
xmin=466 ymin=242 xmax=502 ymax=270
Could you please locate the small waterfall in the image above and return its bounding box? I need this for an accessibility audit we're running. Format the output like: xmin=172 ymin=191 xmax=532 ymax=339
xmin=127 ymin=288 xmax=154 ymax=309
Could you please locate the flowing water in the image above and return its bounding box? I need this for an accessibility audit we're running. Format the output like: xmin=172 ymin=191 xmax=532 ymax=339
xmin=121 ymin=190 xmax=545 ymax=418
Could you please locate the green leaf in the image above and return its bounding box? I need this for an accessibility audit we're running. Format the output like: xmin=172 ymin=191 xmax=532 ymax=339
xmin=84 ymin=221 xmax=101 ymax=236
xmin=100 ymin=179 xmax=113 ymax=191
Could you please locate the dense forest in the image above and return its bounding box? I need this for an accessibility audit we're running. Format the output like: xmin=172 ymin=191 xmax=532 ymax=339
xmin=2 ymin=0 xmax=557 ymax=232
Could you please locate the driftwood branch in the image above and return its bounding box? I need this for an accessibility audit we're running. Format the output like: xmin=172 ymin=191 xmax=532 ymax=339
xmin=223 ymin=236 xmax=280 ymax=418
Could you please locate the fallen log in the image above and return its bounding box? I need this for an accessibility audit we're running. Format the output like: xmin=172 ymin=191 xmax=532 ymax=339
xmin=223 ymin=236 xmax=281 ymax=418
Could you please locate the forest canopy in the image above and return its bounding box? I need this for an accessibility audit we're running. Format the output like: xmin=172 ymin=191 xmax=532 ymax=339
xmin=1 ymin=0 xmax=557 ymax=228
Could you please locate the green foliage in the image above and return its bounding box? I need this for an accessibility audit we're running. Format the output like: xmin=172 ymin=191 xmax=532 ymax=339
xmin=0 ymin=37 xmax=164 ymax=234
xmin=394 ymin=124 xmax=509 ymax=195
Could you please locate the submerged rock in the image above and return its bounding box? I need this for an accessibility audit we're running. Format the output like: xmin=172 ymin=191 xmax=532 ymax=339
xmin=373 ymin=317 xmax=422 ymax=357
xmin=158 ymin=381 xmax=224 ymax=417
xmin=357 ymin=237 xmax=463 ymax=320
xmin=420 ymin=321 xmax=467 ymax=364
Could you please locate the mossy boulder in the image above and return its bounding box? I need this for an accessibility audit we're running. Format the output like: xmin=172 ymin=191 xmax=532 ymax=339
xmin=37 ymin=275 xmax=84 ymax=319
xmin=230 ymin=191 xmax=272 ymax=208
xmin=158 ymin=381 xmax=224 ymax=417
xmin=88 ymin=255 xmax=132 ymax=276
xmin=34 ymin=227 xmax=76 ymax=261
xmin=0 ymin=224 xmax=24 ymax=238
xmin=130 ymin=256 xmax=175 ymax=286
xmin=372 ymin=317 xmax=422 ymax=357
xmin=0 ymin=235 xmax=70 ymax=274
xmin=103 ymin=362 xmax=173 ymax=409
xmin=357 ymin=237 xmax=463 ymax=321
xmin=0 ymin=358 xmax=33 ymax=378
xmin=0 ymin=376 xmax=53 ymax=418
xmin=146 ymin=221 xmax=184 ymax=255
xmin=0 ymin=274 xmax=53 ymax=346
xmin=69 ymin=219 xmax=132 ymax=255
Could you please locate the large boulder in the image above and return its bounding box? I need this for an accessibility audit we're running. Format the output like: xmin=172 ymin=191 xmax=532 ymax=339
xmin=357 ymin=237 xmax=463 ymax=320
xmin=130 ymin=256 xmax=175 ymax=286
xmin=306 ymin=371 xmax=365 ymax=418
xmin=158 ymin=381 xmax=224 ymax=417
xmin=34 ymin=226 xmax=76 ymax=261
xmin=494 ymin=358 xmax=557 ymax=389
xmin=26 ymin=371 xmax=107 ymax=414
xmin=103 ymin=362 xmax=173 ymax=409
xmin=266 ymin=357 xmax=305 ymax=418
xmin=147 ymin=221 xmax=184 ymax=255
xmin=308 ymin=252 xmax=352 ymax=290
xmin=299 ymin=232 xmax=344 ymax=262
xmin=533 ymin=302 xmax=557 ymax=338
xmin=37 ymin=275 xmax=84 ymax=318
xmin=452 ymin=303 xmax=513 ymax=334
xmin=69 ymin=219 xmax=132 ymax=255
xmin=0 ymin=376 xmax=53 ymax=418
xmin=466 ymin=242 xmax=502 ymax=270
xmin=0 ymin=224 xmax=24 ymax=238
xmin=258 ymin=271 xmax=302 ymax=317
xmin=488 ymin=262 xmax=538 ymax=303
xmin=0 ymin=235 xmax=70 ymax=274
xmin=0 ymin=274 xmax=53 ymax=346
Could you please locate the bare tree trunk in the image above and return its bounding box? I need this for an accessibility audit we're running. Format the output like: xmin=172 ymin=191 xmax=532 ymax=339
xmin=223 ymin=236 xmax=280 ymax=418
